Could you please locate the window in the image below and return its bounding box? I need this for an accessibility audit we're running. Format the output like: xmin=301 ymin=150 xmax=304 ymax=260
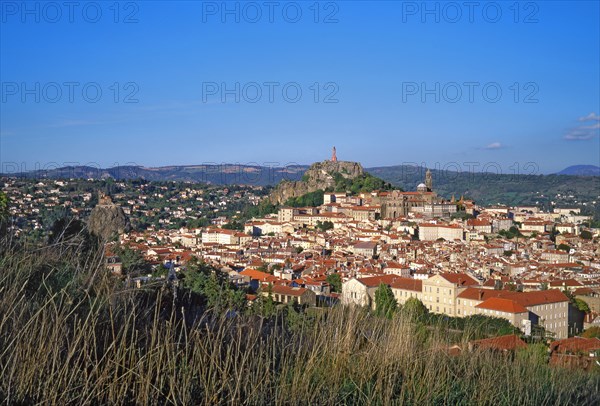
xmin=437 ymin=288 xmax=439 ymax=293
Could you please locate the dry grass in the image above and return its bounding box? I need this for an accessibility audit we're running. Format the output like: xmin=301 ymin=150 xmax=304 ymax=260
xmin=1 ymin=237 xmax=599 ymax=405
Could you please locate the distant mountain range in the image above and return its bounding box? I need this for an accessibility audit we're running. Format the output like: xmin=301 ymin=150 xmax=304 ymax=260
xmin=3 ymin=162 xmax=599 ymax=208
xmin=3 ymin=164 xmax=308 ymax=186
xmin=555 ymin=165 xmax=600 ymax=176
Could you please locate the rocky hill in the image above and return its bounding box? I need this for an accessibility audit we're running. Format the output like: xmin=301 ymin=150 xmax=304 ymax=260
xmin=88 ymin=193 xmax=131 ymax=240
xmin=269 ymin=161 xmax=365 ymax=205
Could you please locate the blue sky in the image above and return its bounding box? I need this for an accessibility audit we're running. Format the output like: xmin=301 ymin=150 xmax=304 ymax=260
xmin=1 ymin=1 xmax=599 ymax=174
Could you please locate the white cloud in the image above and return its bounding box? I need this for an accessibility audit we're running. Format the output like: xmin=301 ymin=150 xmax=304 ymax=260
xmin=564 ymin=128 xmax=599 ymax=140
xmin=565 ymin=112 xmax=600 ymax=141
xmin=578 ymin=112 xmax=600 ymax=122
xmin=483 ymin=142 xmax=503 ymax=150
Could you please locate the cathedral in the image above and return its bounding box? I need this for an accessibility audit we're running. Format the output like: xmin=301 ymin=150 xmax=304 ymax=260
xmin=379 ymin=169 xmax=457 ymax=219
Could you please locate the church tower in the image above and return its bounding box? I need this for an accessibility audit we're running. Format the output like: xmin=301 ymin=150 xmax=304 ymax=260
xmin=331 ymin=146 xmax=337 ymax=162
xmin=425 ymin=168 xmax=433 ymax=191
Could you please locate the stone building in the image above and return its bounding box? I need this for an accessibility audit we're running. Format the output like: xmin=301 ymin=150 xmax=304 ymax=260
xmin=379 ymin=169 xmax=456 ymax=219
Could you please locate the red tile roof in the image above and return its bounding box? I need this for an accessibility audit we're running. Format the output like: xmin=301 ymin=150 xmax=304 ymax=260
xmin=512 ymin=290 xmax=569 ymax=307
xmin=389 ymin=278 xmax=422 ymax=292
xmin=239 ymin=269 xmax=280 ymax=283
xmin=550 ymin=337 xmax=600 ymax=354
xmin=270 ymin=284 xmax=310 ymax=297
xmin=470 ymin=334 xmax=527 ymax=351
xmin=458 ymin=288 xmax=569 ymax=307
xmin=475 ymin=297 xmax=528 ymax=314
xmin=356 ymin=274 xmax=398 ymax=287
xmin=439 ymin=273 xmax=479 ymax=287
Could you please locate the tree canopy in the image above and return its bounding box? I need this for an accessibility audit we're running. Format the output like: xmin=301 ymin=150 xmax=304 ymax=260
xmin=326 ymin=273 xmax=342 ymax=293
xmin=401 ymin=297 xmax=428 ymax=320
xmin=330 ymin=172 xmax=392 ymax=194
xmin=285 ymin=190 xmax=324 ymax=207
xmin=374 ymin=283 xmax=397 ymax=319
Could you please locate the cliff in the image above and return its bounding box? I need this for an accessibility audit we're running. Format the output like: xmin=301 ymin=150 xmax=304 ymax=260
xmin=269 ymin=161 xmax=364 ymax=205
xmin=88 ymin=194 xmax=131 ymax=240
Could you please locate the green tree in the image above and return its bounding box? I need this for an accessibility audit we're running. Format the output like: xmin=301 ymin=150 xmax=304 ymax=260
xmin=202 ymin=274 xmax=224 ymax=309
xmin=374 ymin=283 xmax=397 ymax=319
xmin=316 ymin=220 xmax=334 ymax=231
xmin=184 ymin=261 xmax=246 ymax=312
xmin=580 ymin=230 xmax=593 ymax=240
xmin=286 ymin=301 xmax=309 ymax=332
xmin=499 ymin=226 xmax=524 ymax=240
xmin=254 ymin=285 xmax=277 ymax=317
xmin=152 ymin=263 xmax=170 ymax=277
xmin=563 ymin=290 xmax=591 ymax=313
xmin=0 ymin=191 xmax=8 ymax=223
xmin=574 ymin=298 xmax=590 ymax=313
xmin=228 ymin=288 xmax=247 ymax=310
xmin=222 ymin=221 xmax=243 ymax=231
xmin=116 ymin=246 xmax=149 ymax=275
xmin=557 ymin=243 xmax=571 ymax=252
xmin=326 ymin=273 xmax=342 ymax=293
xmin=401 ymin=297 xmax=428 ymax=320
xmin=285 ymin=190 xmax=324 ymax=207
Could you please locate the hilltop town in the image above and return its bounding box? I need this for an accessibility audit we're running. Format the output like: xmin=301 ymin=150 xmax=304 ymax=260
xmin=2 ymin=150 xmax=600 ymax=363
xmin=3 ymin=2 xmax=598 ymax=402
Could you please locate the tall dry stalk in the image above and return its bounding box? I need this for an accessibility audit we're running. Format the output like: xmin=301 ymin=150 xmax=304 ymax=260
xmin=1 ymin=235 xmax=599 ymax=404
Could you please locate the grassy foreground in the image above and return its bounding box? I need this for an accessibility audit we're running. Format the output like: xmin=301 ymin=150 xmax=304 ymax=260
xmin=1 ymin=237 xmax=599 ymax=405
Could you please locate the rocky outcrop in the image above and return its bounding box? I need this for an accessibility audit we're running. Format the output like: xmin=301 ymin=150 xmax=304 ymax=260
xmin=269 ymin=161 xmax=364 ymax=205
xmin=88 ymin=193 xmax=130 ymax=240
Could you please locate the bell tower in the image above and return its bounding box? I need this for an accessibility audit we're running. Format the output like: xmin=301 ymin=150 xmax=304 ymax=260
xmin=425 ymin=168 xmax=433 ymax=191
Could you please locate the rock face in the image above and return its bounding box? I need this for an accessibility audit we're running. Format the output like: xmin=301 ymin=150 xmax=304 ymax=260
xmin=88 ymin=193 xmax=130 ymax=240
xmin=269 ymin=160 xmax=364 ymax=205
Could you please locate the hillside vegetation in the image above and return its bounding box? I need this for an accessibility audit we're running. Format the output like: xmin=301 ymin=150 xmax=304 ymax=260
xmin=284 ymin=172 xmax=394 ymax=207
xmin=272 ymin=160 xmax=394 ymax=207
